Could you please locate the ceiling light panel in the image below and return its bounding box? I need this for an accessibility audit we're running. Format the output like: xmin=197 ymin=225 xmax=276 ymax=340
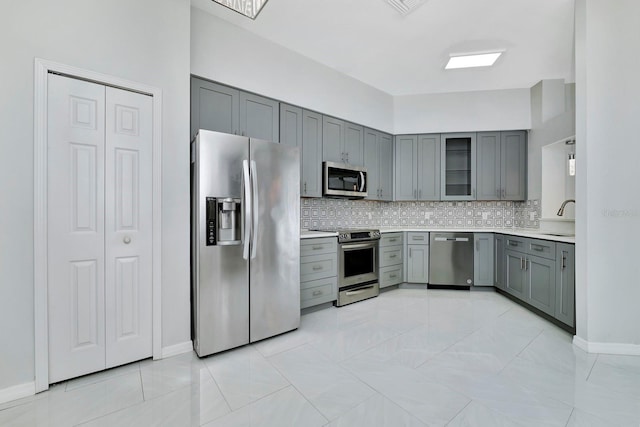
xmin=445 ymin=52 xmax=502 ymax=69
xmin=386 ymin=0 xmax=428 ymax=15
xmin=212 ymin=0 xmax=269 ymax=19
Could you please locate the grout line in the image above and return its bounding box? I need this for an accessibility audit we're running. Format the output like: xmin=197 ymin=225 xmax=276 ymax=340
xmin=444 ymin=399 xmax=472 ymax=426
xmin=203 ymin=360 xmax=234 ymax=414
xmin=564 ymin=407 xmax=575 ymax=427
xmin=138 ymin=368 xmax=145 ymax=402
xmin=585 ymin=353 xmax=599 ymax=382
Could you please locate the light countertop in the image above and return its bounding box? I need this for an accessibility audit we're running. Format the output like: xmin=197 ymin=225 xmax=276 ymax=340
xmin=301 ymin=228 xmax=574 ymax=243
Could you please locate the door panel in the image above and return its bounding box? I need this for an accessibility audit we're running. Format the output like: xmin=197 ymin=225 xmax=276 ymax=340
xmin=105 ymin=86 xmax=153 ymax=367
xmin=302 ymin=110 xmax=322 ymax=197
xmin=249 ymin=139 xmax=300 ymax=343
xmin=417 ymin=134 xmax=441 ymax=200
xmin=322 ymin=116 xmax=344 ymax=163
xmin=363 ymin=128 xmax=379 ymax=200
xmin=476 ymin=132 xmax=501 ymax=200
xmin=191 ymin=78 xmax=239 ymax=139
xmin=394 ymin=135 xmax=417 ymax=201
xmin=48 ymin=74 xmax=106 ymax=383
xmin=378 ymin=133 xmax=394 ymax=201
xmin=527 ymin=256 xmax=556 ymax=316
xmin=344 ymin=122 xmax=364 ymax=166
xmin=240 ymin=92 xmax=279 ymax=142
xmin=505 ymin=250 xmax=526 ymax=299
xmin=501 ymin=131 xmax=527 ymax=200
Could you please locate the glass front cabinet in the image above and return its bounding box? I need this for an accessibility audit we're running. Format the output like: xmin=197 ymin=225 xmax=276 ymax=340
xmin=440 ymin=133 xmax=476 ymax=200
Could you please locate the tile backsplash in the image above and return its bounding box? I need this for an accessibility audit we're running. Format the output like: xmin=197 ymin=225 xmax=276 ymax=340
xmin=301 ymin=198 xmax=540 ymax=230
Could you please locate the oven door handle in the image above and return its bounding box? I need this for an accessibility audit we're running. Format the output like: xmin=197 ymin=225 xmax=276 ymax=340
xmin=345 ymin=286 xmax=375 ymax=296
xmin=341 ymin=242 xmax=376 ymax=250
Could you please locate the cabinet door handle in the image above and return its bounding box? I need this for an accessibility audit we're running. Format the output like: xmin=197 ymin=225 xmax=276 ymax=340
xmin=531 ymin=244 xmax=545 ymax=252
xmin=389 ymin=274 xmax=398 ymax=279
xmin=419 ymin=189 xmax=422 ymax=199
xmin=472 ymin=188 xmax=476 ymax=198
xmin=476 ymin=240 xmax=480 ymax=251
xmin=520 ymin=257 xmax=524 ymax=270
xmin=497 ymin=188 xmax=500 ymax=198
xmin=562 ymin=251 xmax=567 ymax=270
xmin=389 ymin=254 xmax=397 ymax=258
xmin=414 ymin=189 xmax=417 ymax=198
xmin=525 ymin=259 xmax=529 ymax=271
xmin=312 ymin=265 xmax=323 ymax=271
xmin=409 ymin=248 xmax=412 ymax=257
xmin=312 ymin=245 xmax=323 ymax=250
xmin=502 ymin=189 xmax=506 ymax=199
xmin=509 ymin=241 xmax=519 ymax=247
xmin=312 ymin=290 xmax=323 ymax=296
xmin=304 ymin=182 xmax=307 ymax=194
xmin=389 ymin=238 xmax=397 ymax=242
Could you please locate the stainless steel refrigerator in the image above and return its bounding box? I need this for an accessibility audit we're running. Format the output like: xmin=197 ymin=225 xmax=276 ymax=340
xmin=191 ymin=130 xmax=300 ymax=357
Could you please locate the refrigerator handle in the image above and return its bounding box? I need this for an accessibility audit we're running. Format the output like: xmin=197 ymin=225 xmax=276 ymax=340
xmin=242 ymin=160 xmax=251 ymax=260
xmin=250 ymin=160 xmax=259 ymax=260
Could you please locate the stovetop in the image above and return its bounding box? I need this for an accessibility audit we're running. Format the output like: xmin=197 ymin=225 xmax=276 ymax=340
xmin=310 ymin=228 xmax=381 ymax=243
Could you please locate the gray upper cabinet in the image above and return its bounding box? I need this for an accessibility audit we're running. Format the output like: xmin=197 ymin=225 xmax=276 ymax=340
xmin=394 ymin=134 xmax=440 ymax=201
xmin=441 ymin=133 xmax=476 ymax=200
xmin=477 ymin=131 xmax=526 ymax=201
xmin=191 ymin=77 xmax=279 ymax=143
xmin=279 ymin=103 xmax=302 ymax=149
xmin=417 ymin=134 xmax=441 ymax=200
xmin=474 ymin=233 xmax=494 ymax=286
xmin=394 ymin=135 xmax=418 ymax=201
xmin=322 ymin=116 xmax=345 ymax=163
xmin=322 ymin=117 xmax=364 ymax=166
xmin=344 ymin=122 xmax=364 ymax=166
xmin=476 ymin=132 xmax=501 ymax=200
xmin=279 ymin=104 xmax=322 ymax=197
xmin=302 ymin=110 xmax=323 ymax=198
xmin=555 ymin=243 xmax=575 ymax=327
xmin=191 ymin=77 xmax=239 ymax=140
xmin=239 ymin=92 xmax=279 ymax=142
xmin=364 ymin=128 xmax=393 ymax=201
xmin=501 ymin=131 xmax=527 ymax=201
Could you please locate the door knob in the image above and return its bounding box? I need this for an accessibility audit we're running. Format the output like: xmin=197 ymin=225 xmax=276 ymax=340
xmin=123 ymin=236 xmax=132 ymax=244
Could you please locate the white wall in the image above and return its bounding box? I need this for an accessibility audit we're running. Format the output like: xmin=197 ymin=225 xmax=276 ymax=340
xmin=191 ymin=8 xmax=394 ymax=133
xmin=0 ymin=0 xmax=191 ymax=391
xmin=528 ymin=80 xmax=576 ymax=201
xmin=575 ymin=0 xmax=640 ymax=348
xmin=393 ymin=89 xmax=531 ymax=134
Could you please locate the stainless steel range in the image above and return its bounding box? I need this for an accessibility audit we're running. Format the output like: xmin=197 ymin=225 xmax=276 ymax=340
xmin=312 ymin=228 xmax=381 ymax=306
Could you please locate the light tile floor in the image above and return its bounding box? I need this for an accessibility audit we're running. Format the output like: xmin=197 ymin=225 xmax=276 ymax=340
xmin=2 ymin=288 xmax=640 ymax=426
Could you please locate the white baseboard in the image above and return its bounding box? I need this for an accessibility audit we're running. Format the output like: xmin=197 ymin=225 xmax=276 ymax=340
xmin=573 ymin=336 xmax=640 ymax=355
xmin=0 ymin=382 xmax=35 ymax=405
xmin=160 ymin=341 xmax=193 ymax=359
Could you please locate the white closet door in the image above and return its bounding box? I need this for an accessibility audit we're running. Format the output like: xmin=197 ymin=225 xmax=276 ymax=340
xmin=48 ymin=74 xmax=107 ymax=383
xmin=104 ymin=87 xmax=153 ymax=367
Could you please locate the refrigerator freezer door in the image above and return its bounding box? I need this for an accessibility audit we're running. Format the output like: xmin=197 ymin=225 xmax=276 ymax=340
xmin=193 ymin=130 xmax=250 ymax=356
xmin=249 ymin=139 xmax=300 ymax=342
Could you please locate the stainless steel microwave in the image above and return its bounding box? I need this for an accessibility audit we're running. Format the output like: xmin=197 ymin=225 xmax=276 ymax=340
xmin=323 ymin=161 xmax=367 ymax=198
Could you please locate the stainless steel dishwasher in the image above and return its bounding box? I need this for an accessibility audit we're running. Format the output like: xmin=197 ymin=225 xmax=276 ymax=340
xmin=429 ymin=232 xmax=474 ymax=287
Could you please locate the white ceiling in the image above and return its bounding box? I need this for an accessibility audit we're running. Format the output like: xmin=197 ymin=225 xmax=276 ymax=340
xmin=192 ymin=0 xmax=575 ymax=96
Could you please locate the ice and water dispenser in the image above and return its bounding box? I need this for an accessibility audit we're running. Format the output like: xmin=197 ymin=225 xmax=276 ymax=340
xmin=205 ymin=197 xmax=242 ymax=246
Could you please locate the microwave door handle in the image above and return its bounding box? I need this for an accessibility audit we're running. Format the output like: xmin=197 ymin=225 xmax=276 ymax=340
xmin=359 ymin=171 xmax=366 ymax=192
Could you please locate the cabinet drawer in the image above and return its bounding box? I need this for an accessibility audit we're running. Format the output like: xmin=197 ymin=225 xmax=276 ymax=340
xmin=380 ymin=232 xmax=403 ymax=247
xmin=407 ymin=232 xmax=429 ymax=245
xmin=527 ymin=239 xmax=556 ymax=260
xmin=301 ymin=277 xmax=336 ymax=308
xmin=300 ymin=253 xmax=337 ymax=282
xmin=379 ymin=245 xmax=403 ymax=267
xmin=300 ymin=237 xmax=337 ymax=257
xmin=379 ymin=265 xmax=403 ymax=288
xmin=505 ymin=236 xmax=526 ymax=252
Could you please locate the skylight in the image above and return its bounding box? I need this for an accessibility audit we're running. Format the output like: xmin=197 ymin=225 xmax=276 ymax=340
xmin=445 ymin=52 xmax=503 ymax=70
xmin=212 ymin=0 xmax=269 ymax=20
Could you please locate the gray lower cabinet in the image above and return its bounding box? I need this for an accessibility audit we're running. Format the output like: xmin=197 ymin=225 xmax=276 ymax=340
xmin=300 ymin=237 xmax=337 ymax=308
xmin=494 ymin=234 xmax=505 ymax=290
xmin=503 ymin=237 xmax=559 ymax=318
xmin=364 ymin=128 xmax=393 ymax=201
xmin=191 ymin=77 xmax=279 ymax=142
xmin=555 ymin=243 xmax=575 ymax=327
xmin=280 ymin=104 xmax=322 ymax=197
xmin=476 ymin=131 xmax=526 ymax=201
xmin=379 ymin=233 xmax=403 ymax=288
xmin=406 ymin=232 xmax=429 ymax=283
xmin=474 ymin=233 xmax=494 ymax=286
xmin=394 ymin=134 xmax=440 ymax=201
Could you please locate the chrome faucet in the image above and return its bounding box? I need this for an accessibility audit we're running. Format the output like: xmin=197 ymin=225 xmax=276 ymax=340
xmin=556 ymin=199 xmax=575 ymax=216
